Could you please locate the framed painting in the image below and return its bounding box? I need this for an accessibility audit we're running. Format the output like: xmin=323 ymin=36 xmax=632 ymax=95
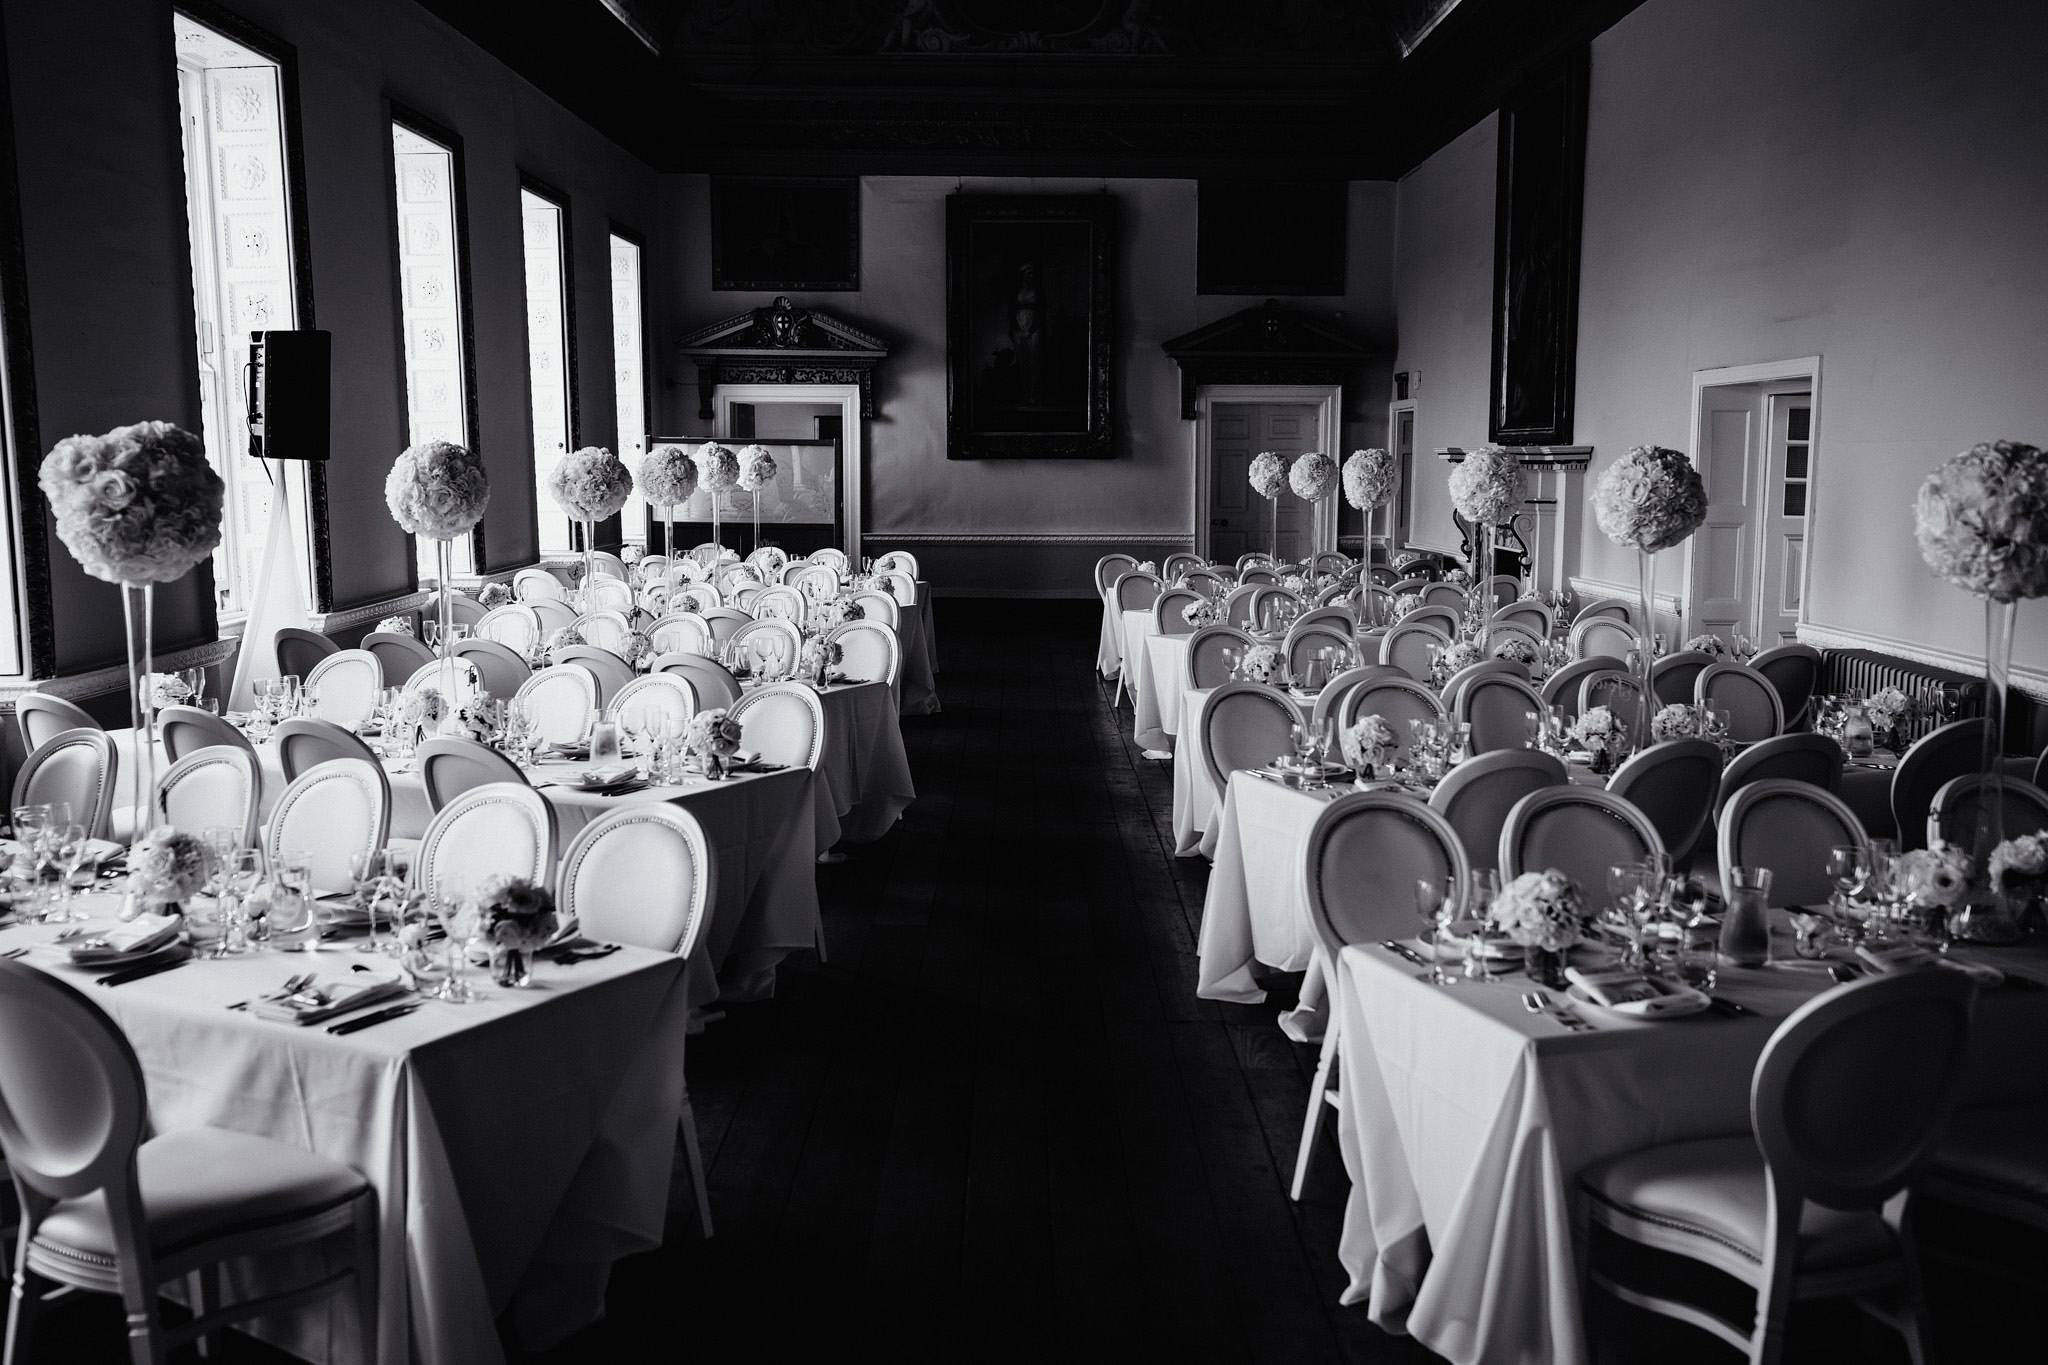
xmin=945 ymin=193 xmax=1116 ymax=459
xmin=710 ymin=176 xmax=859 ymax=291
xmin=1197 ymin=179 xmax=1347 ymax=296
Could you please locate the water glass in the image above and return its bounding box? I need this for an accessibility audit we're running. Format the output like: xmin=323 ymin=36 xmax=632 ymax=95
xmin=270 ymin=851 xmax=318 ymax=950
xmin=1719 ymin=866 xmax=1773 ymax=967
xmin=1414 ymin=878 xmax=1456 ymax=985
xmin=436 ymin=896 xmax=482 ymax=1003
xmin=52 ymin=823 xmax=92 ymax=921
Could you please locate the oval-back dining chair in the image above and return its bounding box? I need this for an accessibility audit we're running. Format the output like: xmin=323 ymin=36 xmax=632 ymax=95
xmin=1095 ymin=553 xmax=1138 ymax=600
xmin=1715 ymin=733 xmax=1845 ymax=815
xmin=1220 ymin=585 xmax=1262 ymax=631
xmin=302 ymin=649 xmax=383 ymax=728
xmin=513 ymin=567 xmax=566 ymax=602
xmin=1696 ymin=661 xmax=1786 ymax=744
xmin=362 ymin=629 xmax=436 ymax=681
xmin=1606 ymin=738 xmax=1723 ymax=865
xmin=1718 ymin=778 xmax=1869 ymax=907
xmin=1337 ymin=679 xmax=1444 ymax=761
xmin=1112 ymin=571 xmax=1164 ymax=616
xmin=1455 ymin=672 xmax=1549 ymax=754
xmin=157 ymin=705 xmax=255 ymax=763
xmin=14 ymin=692 xmax=98 ymax=752
xmin=1419 ymin=581 xmax=1466 ymax=610
xmin=449 ymin=638 xmax=533 ymax=701
xmin=272 ymin=627 xmax=336 ymax=682
xmin=1182 ymin=568 xmax=1228 ymax=598
xmin=1380 ymin=622 xmax=1451 ymax=680
xmin=673 ymin=583 xmax=722 ymax=615
xmin=583 ymin=577 xmax=636 ymax=614
xmin=154 ymin=745 xmax=261 ymax=851
xmin=752 ymin=585 xmax=808 ymax=628
xmin=648 ymin=612 xmax=714 ymax=656
xmin=551 ymin=645 xmax=634 ymax=707
xmin=1194 ymin=683 xmax=1302 ymax=804
xmin=1926 ymin=772 xmax=2048 ymax=851
xmin=1570 ymin=615 xmax=1639 ymax=662
xmin=730 ymin=618 xmax=804 ymax=681
xmin=1579 ymin=668 xmax=1644 ymax=719
xmin=1478 ymin=575 xmax=1521 ymax=613
xmin=877 ymin=570 xmax=918 ymax=607
xmin=1311 ymin=665 xmax=1409 ymax=730
xmin=729 ymin=681 xmax=827 ymax=770
xmin=272 ymin=718 xmax=380 ymax=784
xmin=1443 ymin=659 xmax=1529 ymax=713
xmin=1573 ymin=596 xmax=1635 ymax=629
xmin=512 ymin=664 xmax=600 ymax=747
xmin=607 ymin=672 xmax=697 ymax=734
xmin=1283 ymin=619 xmax=1356 ymax=680
xmin=1651 ymin=651 xmax=1717 ymax=706
xmin=265 ymin=758 xmax=389 ymax=896
xmin=572 ymin=609 xmax=634 ymax=654
xmin=1399 ymin=604 xmax=1461 ymax=640
xmin=1750 ymin=643 xmax=1824 ymax=728
xmin=12 ymin=729 xmax=118 ymax=840
xmin=851 ymin=589 xmax=901 ymax=631
xmin=1184 ymin=624 xmax=1255 ymax=691
xmin=1890 ymin=719 xmax=1988 ymax=852
xmin=1499 ymin=786 xmax=1666 ymax=893
xmin=1492 ymin=600 xmax=1554 ymax=639
xmin=1429 ymin=748 xmax=1568 ymax=874
xmin=1542 ymin=655 xmax=1625 ymax=724
xmin=1161 ymin=551 xmax=1200 ymax=581
xmin=873 ymin=549 xmax=920 ymax=579
xmin=787 ymin=562 xmax=843 ymax=606
xmin=474 ymin=604 xmax=542 ymax=656
xmin=827 ymin=621 xmax=902 ymax=686
xmin=1154 ymin=587 xmax=1204 ymax=637
xmin=415 ymin=736 xmax=530 ymax=814
xmin=416 ymin=781 xmax=557 ymax=904
xmin=650 ymin=653 xmax=742 ymax=710
xmin=425 ymin=591 xmax=486 ymax=628
xmin=402 ymin=658 xmax=484 ymax=713
xmin=700 ymin=606 xmax=753 ymax=647
xmin=529 ymin=597 xmax=578 ymax=639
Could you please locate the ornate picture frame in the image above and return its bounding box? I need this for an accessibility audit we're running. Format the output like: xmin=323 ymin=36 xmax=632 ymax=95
xmin=946 ymin=193 xmax=1116 ymax=460
xmin=711 ymin=176 xmax=860 ymax=292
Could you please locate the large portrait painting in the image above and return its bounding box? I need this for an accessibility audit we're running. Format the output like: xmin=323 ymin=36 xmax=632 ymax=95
xmin=946 ymin=194 xmax=1116 ymax=459
xmin=711 ymin=177 xmax=859 ymax=291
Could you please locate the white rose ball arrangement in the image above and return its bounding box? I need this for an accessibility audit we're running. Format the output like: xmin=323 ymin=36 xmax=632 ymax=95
xmin=638 ymin=444 xmax=700 ymax=508
xmin=736 ymin=444 xmax=778 ymax=493
xmin=1915 ymin=440 xmax=2048 ymax=602
xmin=384 ymin=438 xmax=490 ymax=541
xmin=1343 ymin=448 xmax=1396 ymax=510
xmin=1248 ymin=451 xmax=1287 ymax=499
xmin=547 ymin=446 xmax=633 ymax=522
xmin=1593 ymin=445 xmax=1708 ymax=553
xmin=1651 ymin=702 xmax=1701 ymax=741
xmin=40 ymin=421 xmax=225 ymax=584
xmin=1447 ymin=445 xmax=1525 ymax=525
xmin=694 ymin=442 xmax=741 ymax=493
xmin=1289 ymin=451 xmax=1337 ymax=502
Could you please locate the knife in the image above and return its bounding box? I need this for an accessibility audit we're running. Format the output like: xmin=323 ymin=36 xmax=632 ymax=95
xmin=97 ymin=956 xmax=190 ymax=987
xmin=327 ymin=1002 xmax=422 ymax=1035
xmin=1379 ymin=939 xmax=1428 ymax=967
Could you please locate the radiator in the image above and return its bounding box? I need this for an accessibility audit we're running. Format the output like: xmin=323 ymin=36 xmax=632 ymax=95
xmin=1815 ymin=648 xmax=2040 ymax=751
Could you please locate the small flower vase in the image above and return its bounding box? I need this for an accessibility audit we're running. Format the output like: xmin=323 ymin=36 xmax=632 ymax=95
xmin=1633 ymin=548 xmax=1659 ymax=748
xmin=661 ymin=504 xmax=678 ymax=594
xmin=1527 ymin=944 xmax=1568 ymax=990
xmin=1588 ymin=745 xmax=1616 ymax=777
xmin=1472 ymin=522 xmax=1495 ymax=653
xmin=1958 ymin=598 xmax=2025 ymax=943
xmin=1841 ymin=705 xmax=1874 ymax=759
xmin=491 ymin=945 xmax=533 ymax=988
xmin=751 ymin=490 xmax=762 ymax=553
xmin=1269 ymin=495 xmax=1280 ymax=561
xmin=711 ymin=491 xmax=724 ymax=556
xmin=120 ymin=583 xmax=157 ymax=873
xmin=433 ymin=537 xmax=459 ymax=701
xmin=581 ymin=518 xmax=597 ymax=604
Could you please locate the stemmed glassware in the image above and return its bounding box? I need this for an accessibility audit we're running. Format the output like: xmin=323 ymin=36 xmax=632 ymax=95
xmin=51 ymin=823 xmax=91 ymax=922
xmin=349 ymin=849 xmax=393 ymax=955
xmin=1414 ymin=877 xmax=1457 ymax=985
xmin=435 ymin=894 xmax=483 ymax=1003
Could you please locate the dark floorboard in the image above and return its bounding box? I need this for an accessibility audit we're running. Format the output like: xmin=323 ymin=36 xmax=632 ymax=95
xmin=16 ymin=601 xmax=2026 ymax=1362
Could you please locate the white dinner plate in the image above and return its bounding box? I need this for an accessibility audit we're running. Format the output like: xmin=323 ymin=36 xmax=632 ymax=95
xmin=1565 ymin=980 xmax=1711 ymax=1020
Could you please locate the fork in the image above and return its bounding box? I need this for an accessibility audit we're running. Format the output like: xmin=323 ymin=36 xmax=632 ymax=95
xmin=228 ymin=972 xmax=316 ymax=1012
xmin=1521 ymin=991 xmax=1593 ymax=1032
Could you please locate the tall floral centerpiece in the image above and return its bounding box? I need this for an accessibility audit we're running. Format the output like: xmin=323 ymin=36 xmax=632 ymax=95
xmin=1593 ymin=445 xmax=1707 ymax=747
xmin=737 ymin=444 xmax=777 ymax=553
xmin=1343 ymin=448 xmax=1396 ymax=616
xmin=1248 ymin=451 xmax=1287 ymax=560
xmin=1914 ymin=440 xmax=2048 ymax=942
xmin=547 ymin=446 xmax=633 ymax=605
xmin=386 ymin=439 xmax=491 ymax=710
xmin=1447 ymin=445 xmax=1525 ymax=652
xmin=638 ymin=444 xmax=699 ymax=594
xmin=1290 ymin=451 xmax=1336 ymax=566
xmin=40 ymin=422 xmax=224 ymax=847
xmin=695 ymin=442 xmax=740 ymax=555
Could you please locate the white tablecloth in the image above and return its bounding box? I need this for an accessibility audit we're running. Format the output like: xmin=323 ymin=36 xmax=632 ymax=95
xmin=898 ymin=588 xmax=940 ymax=716
xmin=1330 ymin=931 xmax=2048 ymax=1363
xmin=1169 ymin=686 xmax=1218 ymax=857
xmin=1196 ymin=772 xmax=1340 ymax=1002
xmin=811 ymin=679 xmax=917 ymax=844
xmin=1132 ymin=633 xmax=1193 ymax=753
xmin=2 ymin=907 xmax=691 ymax=1364
xmin=1097 ymin=597 xmax=1123 ymax=678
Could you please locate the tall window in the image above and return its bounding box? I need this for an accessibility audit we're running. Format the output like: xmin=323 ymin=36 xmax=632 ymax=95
xmin=391 ymin=118 xmax=475 ymax=579
xmin=522 ymin=185 xmax=575 ymax=554
xmin=609 ymin=230 xmax=648 ymax=545
xmin=173 ymin=12 xmax=312 ymax=615
xmin=0 ymin=233 xmax=23 ymax=680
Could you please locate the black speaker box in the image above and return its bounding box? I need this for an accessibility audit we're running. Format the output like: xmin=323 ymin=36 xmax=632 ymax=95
xmin=246 ymin=329 xmax=330 ymax=461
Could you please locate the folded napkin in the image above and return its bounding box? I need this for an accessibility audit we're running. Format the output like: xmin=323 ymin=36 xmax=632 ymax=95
xmin=70 ymin=913 xmax=183 ymax=964
xmin=1855 ymin=942 xmax=2004 ymax=988
xmin=249 ymin=972 xmax=409 ymax=1026
xmin=1565 ymin=966 xmax=1710 ymax=1017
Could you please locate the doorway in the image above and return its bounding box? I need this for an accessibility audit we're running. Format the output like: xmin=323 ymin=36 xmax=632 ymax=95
xmin=1686 ymin=358 xmax=1821 ymax=647
xmin=1192 ymin=384 xmax=1341 ymax=564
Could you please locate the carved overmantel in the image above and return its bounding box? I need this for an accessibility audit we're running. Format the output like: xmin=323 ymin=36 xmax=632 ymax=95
xmin=1161 ymin=299 xmax=1377 ymax=420
xmin=678 ymin=295 xmax=889 ymax=420
xmin=1440 ymin=445 xmax=1594 ymax=596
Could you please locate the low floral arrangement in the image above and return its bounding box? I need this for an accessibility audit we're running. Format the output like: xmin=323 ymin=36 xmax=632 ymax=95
xmin=1444 ymin=568 xmax=1472 ymax=588
xmin=127 ymin=827 xmax=207 ymax=909
xmin=1990 ymin=833 xmax=2048 ymax=896
xmin=375 ymin=615 xmax=415 ymax=638
xmin=384 ymin=439 xmax=489 ymax=541
xmin=396 ymin=686 xmax=444 ymax=733
xmin=1489 ymin=869 xmax=1589 ymax=952
xmin=547 ymin=446 xmax=633 ymax=523
xmin=1290 ymin=451 xmax=1337 ymax=502
xmin=1392 ymin=592 xmax=1423 ymax=618
xmin=686 ymin=708 xmax=744 ymax=768
xmin=1915 ymin=441 xmax=2048 ymax=601
xmin=1570 ymin=705 xmax=1627 ymax=757
xmin=800 ymin=635 xmax=843 ymax=680
xmin=1651 ymin=702 xmax=1701 ymax=741
xmin=1182 ymin=598 xmax=1218 ymax=627
xmin=1683 ymin=633 xmax=1726 ymax=656
xmin=639 ymin=444 xmax=700 ymax=507
xmin=1342 ymin=448 xmax=1395 ymax=510
xmin=623 ymin=545 xmax=645 ymax=565
xmin=1248 ymin=452 xmax=1287 ymax=499
xmin=1238 ymin=644 xmax=1283 ymax=685
xmin=1866 ymin=686 xmax=1909 ymax=739
xmin=40 ymin=421 xmax=225 ymax=584
xmin=145 ymin=672 xmax=194 ymax=711
xmin=478 ymin=582 xmax=513 ymax=609
xmin=1593 ymin=445 xmax=1708 ymax=552
xmin=476 ymin=874 xmax=559 ymax=951
xmin=694 ymin=442 xmax=740 ymax=493
xmin=1135 ymin=560 xmax=1158 ymax=576
xmin=1439 ymin=640 xmax=1481 ymax=675
xmin=621 ymin=631 xmax=654 ymax=667
xmin=1448 ymin=445 xmax=1524 ymax=525
xmin=1895 ymin=841 xmax=1972 ymax=910
xmin=1492 ymin=635 xmax=1538 ymax=666
xmin=1282 ymin=574 xmax=1308 ymax=595
xmin=452 ymin=700 xmax=495 ymax=743
xmin=1340 ymin=714 xmax=1398 ymax=776
xmin=736 ymin=444 xmax=778 ymax=493
xmin=812 ymin=596 xmax=865 ymax=632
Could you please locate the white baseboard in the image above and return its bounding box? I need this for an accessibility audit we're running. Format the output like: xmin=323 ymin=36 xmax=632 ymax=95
xmin=1798 ymin=621 xmax=2048 ymax=701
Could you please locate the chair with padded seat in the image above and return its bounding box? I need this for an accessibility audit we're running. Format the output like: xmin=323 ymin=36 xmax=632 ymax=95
xmin=1161 ymin=551 xmax=1200 ymax=581
xmin=1697 ymin=662 xmax=1786 ymax=744
xmin=154 ymin=746 xmax=260 ymax=852
xmin=473 ymin=604 xmax=543 ymax=657
xmin=1442 ymin=659 xmax=1529 ymax=711
xmin=512 ymin=665 xmax=600 ymax=747
xmin=302 ymin=649 xmax=383 ymax=729
xmin=13 ymin=692 xmax=98 ymax=753
xmin=157 ymin=705 xmax=256 ymax=763
xmin=449 ymin=638 xmax=533 ymax=701
xmin=700 ymin=606 xmax=752 ymax=647
xmin=1153 ymin=587 xmax=1204 ymax=637
xmin=0 ymin=960 xmax=378 ymax=1364
xmin=1291 ymin=793 xmax=1469 ymax=1201
xmin=271 ymin=627 xmax=336 ymax=682
xmin=1419 ymin=581 xmax=1466 ymax=610
xmin=650 ymin=653 xmax=742 ymax=710
xmin=873 ymin=549 xmax=920 ymax=579
xmin=1652 ymin=650 xmax=1718 ymax=706
xmin=729 ymin=618 xmax=804 ymax=682
xmin=1890 ymin=719 xmax=1988 ymax=852
xmin=728 ymin=682 xmax=827 ymax=771
xmin=1607 ymin=738 xmax=1723 ymax=866
xmin=751 ymin=585 xmax=808 ymax=629
xmin=1455 ymin=671 xmax=1549 ymax=754
xmin=1336 ymin=678 xmax=1444 ymax=761
xmin=361 ymin=629 xmax=435 ymax=682
xmin=1579 ymin=668 xmax=1644 ymax=720
xmin=1718 ymin=779 xmax=1868 ymax=908
xmin=1111 ymin=571 xmax=1163 ymax=618
xmin=1580 ymin=968 xmax=1975 ymax=1365
xmin=1925 ymin=772 xmax=2048 ymax=851
xmin=1542 ymin=654 xmax=1626 ymax=724
xmin=271 ymin=718 xmax=381 ymax=783
xmin=424 ymin=590 xmax=485 ymax=628
xmin=551 ymin=645 xmax=634 ymax=707
xmin=571 ymin=609 xmax=634 ymax=654
xmin=827 ymin=621 xmax=902 ymax=687
xmin=1499 ymin=786 xmax=1666 ymax=892
xmin=850 ymin=589 xmax=900 ymax=631
xmin=1492 ymin=599 xmax=1554 ymax=639
xmin=11 ymin=729 xmax=118 ymax=841
xmin=513 ymin=567 xmax=566 ymax=602
xmin=528 ymin=597 xmax=578 ymax=638
xmin=1750 ymin=643 xmax=1823 ymax=729
xmin=402 ymin=658 xmax=484 ymax=714
xmin=1428 ymin=748 xmax=1567 ymax=875
xmin=1715 ymin=733 xmax=1845 ymax=816
xmin=1477 ymin=574 xmax=1521 ymax=613
xmin=582 ymin=577 xmax=635 ymax=614
xmin=416 ymin=781 xmax=557 ymax=904
xmin=1311 ymin=665 xmax=1409 ymax=731
xmin=1570 ymin=615 xmax=1640 ymax=662
xmin=1573 ymin=596 xmax=1635 ymax=629
xmin=555 ymin=804 xmax=717 ymax=1235
xmin=264 ymin=758 xmax=389 ymax=897
xmin=1184 ymin=624 xmax=1255 ymax=692
xmin=1380 ymin=622 xmax=1451 ymax=680
xmin=1283 ymin=618 xmax=1356 ymax=680
xmin=1182 ymin=568 xmax=1228 ymax=598
xmin=647 ymin=612 xmax=714 ymax=657
xmin=1193 ymin=683 xmax=1302 ymax=806
xmin=1398 ymin=603 xmax=1460 ymax=639
xmin=607 ymin=672 xmax=697 ymax=734
xmin=415 ymin=736 xmax=530 ymax=814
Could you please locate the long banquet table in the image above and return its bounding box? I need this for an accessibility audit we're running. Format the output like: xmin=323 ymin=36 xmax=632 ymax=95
xmin=1329 ymin=926 xmax=2048 ymax=1363
xmin=898 ymin=586 xmax=941 ymax=716
xmin=1 ymin=902 xmax=692 ymax=1364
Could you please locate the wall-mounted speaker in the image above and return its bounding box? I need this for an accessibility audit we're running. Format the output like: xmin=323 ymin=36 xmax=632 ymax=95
xmin=246 ymin=329 xmax=330 ymax=461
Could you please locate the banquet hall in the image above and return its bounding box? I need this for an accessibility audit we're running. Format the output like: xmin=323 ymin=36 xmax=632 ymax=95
xmin=0 ymin=0 xmax=2045 ymax=1361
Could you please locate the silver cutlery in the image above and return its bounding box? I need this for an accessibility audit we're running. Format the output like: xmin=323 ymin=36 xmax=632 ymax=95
xmin=1379 ymin=939 xmax=1429 ymax=968
xmin=327 ymin=1002 xmax=421 ymax=1035
xmin=1521 ymin=990 xmax=1594 ymax=1032
xmin=228 ymin=972 xmax=316 ymax=1011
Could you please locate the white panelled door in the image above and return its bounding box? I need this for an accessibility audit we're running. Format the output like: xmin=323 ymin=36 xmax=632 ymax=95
xmin=1759 ymin=393 xmax=1812 ymax=646
xmin=1209 ymin=402 xmax=1319 ymax=564
xmin=1691 ymin=388 xmax=1757 ymax=642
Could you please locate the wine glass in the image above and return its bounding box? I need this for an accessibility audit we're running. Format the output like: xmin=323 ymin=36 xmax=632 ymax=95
xmin=349 ymin=849 xmax=389 ymax=955
xmin=435 ymin=894 xmax=482 ymax=1002
xmin=1826 ymin=843 xmax=1868 ymax=912
xmin=270 ymin=850 xmax=318 ymax=951
xmin=52 ymin=823 xmax=92 ymax=922
xmin=1414 ymin=877 xmax=1456 ymax=985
